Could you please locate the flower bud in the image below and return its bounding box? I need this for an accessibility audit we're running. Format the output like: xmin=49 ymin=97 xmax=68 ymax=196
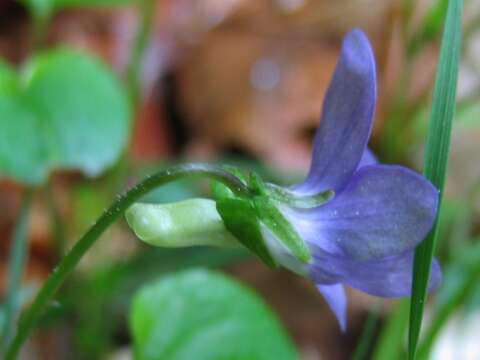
xmin=126 ymin=198 xmax=240 ymax=248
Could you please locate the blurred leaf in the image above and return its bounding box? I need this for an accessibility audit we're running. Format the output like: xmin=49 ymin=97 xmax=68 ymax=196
xmin=25 ymin=49 xmax=131 ymax=175
xmin=454 ymin=102 xmax=480 ymax=128
xmin=0 ymin=283 xmax=38 ymax=339
xmin=408 ymin=0 xmax=449 ymax=57
xmin=53 ymin=0 xmax=135 ymax=9
xmin=130 ymin=269 xmax=297 ymax=360
xmin=417 ymin=241 xmax=480 ymax=359
xmin=0 ymin=61 xmax=47 ymax=184
xmin=413 ymin=101 xmax=480 ymax=141
xmin=0 ymin=190 xmax=34 ymax=353
xmin=0 ymin=91 xmax=50 ymax=183
xmin=23 ymin=0 xmax=54 ymax=18
xmin=23 ymin=0 xmax=135 ymax=17
xmin=409 ymin=0 xmax=463 ymax=358
xmin=0 ymin=61 xmax=18 ymax=92
xmin=62 ymin=247 xmax=249 ymax=358
xmin=0 ymin=49 xmax=131 ymax=185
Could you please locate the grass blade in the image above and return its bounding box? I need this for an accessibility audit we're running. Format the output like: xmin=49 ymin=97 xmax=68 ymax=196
xmin=351 ymin=303 xmax=381 ymax=360
xmin=408 ymin=1 xmax=463 ymax=359
xmin=373 ymin=300 xmax=409 ymax=360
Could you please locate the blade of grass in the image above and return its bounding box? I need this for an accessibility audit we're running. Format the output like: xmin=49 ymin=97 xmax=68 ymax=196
xmin=351 ymin=303 xmax=381 ymax=360
xmin=372 ymin=300 xmax=409 ymax=360
xmin=0 ymin=189 xmax=34 ymax=354
xmin=408 ymin=1 xmax=463 ymax=359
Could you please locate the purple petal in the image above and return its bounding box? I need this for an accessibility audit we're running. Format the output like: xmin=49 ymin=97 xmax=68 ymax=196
xmin=311 ymin=251 xmax=442 ymax=298
xmin=316 ymin=283 xmax=347 ymax=332
xmin=358 ymin=148 xmax=377 ymax=168
xmin=294 ymin=29 xmax=377 ymax=195
xmin=286 ymin=165 xmax=438 ymax=261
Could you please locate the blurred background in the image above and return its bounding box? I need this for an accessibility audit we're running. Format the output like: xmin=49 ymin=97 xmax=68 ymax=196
xmin=0 ymin=0 xmax=480 ymax=359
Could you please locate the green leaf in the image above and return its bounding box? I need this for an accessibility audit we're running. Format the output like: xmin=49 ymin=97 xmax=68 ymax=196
xmin=62 ymin=247 xmax=248 ymax=358
xmin=53 ymin=0 xmax=135 ymax=9
xmin=0 ymin=93 xmax=50 ymax=183
xmin=23 ymin=0 xmax=135 ymax=17
xmin=130 ymin=269 xmax=298 ymax=360
xmin=23 ymin=0 xmax=54 ymax=18
xmin=216 ymin=197 xmax=276 ymax=267
xmin=0 ymin=49 xmax=131 ymax=185
xmin=0 ymin=61 xmax=18 ymax=93
xmin=25 ymin=49 xmax=131 ymax=175
xmin=408 ymin=1 xmax=463 ymax=359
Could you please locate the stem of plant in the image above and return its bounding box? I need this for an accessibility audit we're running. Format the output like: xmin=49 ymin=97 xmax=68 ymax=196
xmin=45 ymin=183 xmax=66 ymax=258
xmin=126 ymin=0 xmax=155 ymax=108
xmin=4 ymin=163 xmax=250 ymax=359
xmin=0 ymin=189 xmax=34 ymax=355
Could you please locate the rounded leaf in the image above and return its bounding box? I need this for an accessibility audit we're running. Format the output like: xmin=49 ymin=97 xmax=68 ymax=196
xmin=130 ymin=269 xmax=297 ymax=360
xmin=24 ymin=49 xmax=131 ymax=177
xmin=0 ymin=94 xmax=50 ymax=184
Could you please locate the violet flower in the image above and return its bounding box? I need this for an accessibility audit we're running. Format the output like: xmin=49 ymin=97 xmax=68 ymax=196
xmin=126 ymin=28 xmax=441 ymax=332
xmin=259 ymin=29 xmax=441 ymax=331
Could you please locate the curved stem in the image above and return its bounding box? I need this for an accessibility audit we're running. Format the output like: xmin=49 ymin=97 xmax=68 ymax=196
xmin=0 ymin=189 xmax=34 ymax=355
xmin=5 ymin=163 xmax=249 ymax=359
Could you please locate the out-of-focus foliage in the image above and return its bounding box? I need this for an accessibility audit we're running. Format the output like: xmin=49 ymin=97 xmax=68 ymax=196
xmin=130 ymin=269 xmax=297 ymax=360
xmin=0 ymin=49 xmax=130 ymax=184
xmin=417 ymin=241 xmax=480 ymax=358
xmin=408 ymin=0 xmax=449 ymax=56
xmin=61 ymin=247 xmax=248 ymax=358
xmin=24 ymin=0 xmax=135 ymax=19
xmin=0 ymin=284 xmax=37 ymax=340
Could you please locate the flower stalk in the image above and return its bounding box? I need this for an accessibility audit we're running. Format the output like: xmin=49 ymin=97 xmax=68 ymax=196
xmin=4 ymin=164 xmax=249 ymax=360
xmin=0 ymin=189 xmax=34 ymax=355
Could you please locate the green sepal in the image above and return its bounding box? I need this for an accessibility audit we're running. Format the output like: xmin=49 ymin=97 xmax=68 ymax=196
xmin=213 ymin=168 xmax=276 ymax=266
xmin=216 ymin=197 xmax=277 ymax=268
xmin=214 ymin=168 xmax=311 ymax=266
xmin=264 ymin=183 xmax=334 ymax=208
xmin=252 ymin=196 xmax=311 ymax=263
xmin=250 ymin=170 xmax=333 ymax=208
xmin=249 ymin=172 xmax=312 ymax=263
